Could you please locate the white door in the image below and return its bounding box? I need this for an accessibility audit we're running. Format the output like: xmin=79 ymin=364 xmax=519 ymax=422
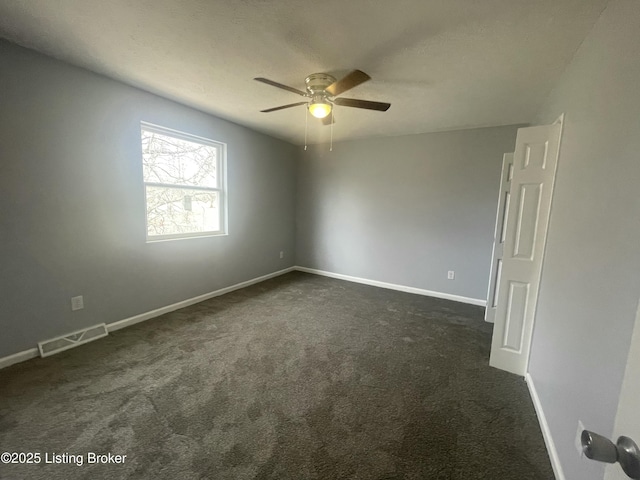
xmin=485 ymin=153 xmax=514 ymax=323
xmin=604 ymin=300 xmax=640 ymax=480
xmin=490 ymin=122 xmax=562 ymax=376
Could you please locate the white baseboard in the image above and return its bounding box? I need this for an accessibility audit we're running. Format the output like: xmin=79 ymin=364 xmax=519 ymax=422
xmin=0 ymin=347 xmax=39 ymax=370
xmin=526 ymin=373 xmax=565 ymax=480
xmin=107 ymin=266 xmax=295 ymax=332
xmin=294 ymin=266 xmax=487 ymax=307
xmin=0 ymin=267 xmax=295 ymax=370
xmin=1 ymin=266 xmax=483 ymax=369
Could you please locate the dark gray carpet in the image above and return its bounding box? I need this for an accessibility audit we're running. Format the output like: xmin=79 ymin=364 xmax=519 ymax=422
xmin=0 ymin=272 xmax=553 ymax=479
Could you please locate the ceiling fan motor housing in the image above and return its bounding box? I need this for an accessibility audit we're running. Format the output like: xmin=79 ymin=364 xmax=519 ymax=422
xmin=305 ymin=73 xmax=336 ymax=95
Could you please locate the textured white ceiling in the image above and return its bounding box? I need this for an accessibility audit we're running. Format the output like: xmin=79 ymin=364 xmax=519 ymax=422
xmin=0 ymin=0 xmax=608 ymax=145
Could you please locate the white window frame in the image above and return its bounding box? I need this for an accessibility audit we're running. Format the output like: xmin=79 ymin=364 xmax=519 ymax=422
xmin=140 ymin=122 xmax=227 ymax=242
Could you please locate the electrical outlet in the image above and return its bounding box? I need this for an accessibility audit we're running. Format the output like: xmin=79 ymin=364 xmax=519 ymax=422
xmin=280 ymin=251 xmax=284 ymax=259
xmin=71 ymin=295 xmax=84 ymax=311
xmin=447 ymin=271 xmax=455 ymax=280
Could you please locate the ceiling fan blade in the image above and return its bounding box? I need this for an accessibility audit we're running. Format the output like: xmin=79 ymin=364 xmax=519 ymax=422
xmin=333 ymin=97 xmax=391 ymax=111
xmin=326 ymin=70 xmax=371 ymax=96
xmin=260 ymin=101 xmax=308 ymax=113
xmin=321 ymin=112 xmax=335 ymax=125
xmin=254 ymin=77 xmax=307 ymax=97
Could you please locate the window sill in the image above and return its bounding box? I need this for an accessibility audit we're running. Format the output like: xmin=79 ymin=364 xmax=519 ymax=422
xmin=145 ymin=232 xmax=228 ymax=243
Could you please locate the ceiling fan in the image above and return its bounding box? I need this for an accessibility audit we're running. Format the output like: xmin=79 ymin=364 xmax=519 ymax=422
xmin=254 ymin=70 xmax=391 ymax=125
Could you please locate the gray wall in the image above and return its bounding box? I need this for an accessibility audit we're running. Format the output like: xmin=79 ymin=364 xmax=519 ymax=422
xmin=0 ymin=40 xmax=297 ymax=359
xmin=529 ymin=1 xmax=640 ymax=479
xmin=296 ymin=126 xmax=521 ymax=301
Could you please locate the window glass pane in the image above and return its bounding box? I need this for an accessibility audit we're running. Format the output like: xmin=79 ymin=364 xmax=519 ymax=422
xmin=146 ymin=186 xmax=220 ymax=237
xmin=141 ymin=129 xmax=217 ymax=188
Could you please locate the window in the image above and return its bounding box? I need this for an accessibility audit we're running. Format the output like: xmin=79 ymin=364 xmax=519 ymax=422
xmin=141 ymin=123 xmax=226 ymax=241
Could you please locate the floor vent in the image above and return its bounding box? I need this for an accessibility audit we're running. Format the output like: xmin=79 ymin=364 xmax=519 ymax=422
xmin=38 ymin=324 xmax=108 ymax=357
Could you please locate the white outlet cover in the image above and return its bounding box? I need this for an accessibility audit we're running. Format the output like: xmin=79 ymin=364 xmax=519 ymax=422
xmin=575 ymin=420 xmax=586 ymax=457
xmin=448 ymin=271 xmax=455 ymax=280
xmin=71 ymin=295 xmax=84 ymax=311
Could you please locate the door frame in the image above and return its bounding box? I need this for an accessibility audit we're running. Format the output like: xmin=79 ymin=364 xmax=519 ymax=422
xmin=485 ymin=152 xmax=514 ymax=323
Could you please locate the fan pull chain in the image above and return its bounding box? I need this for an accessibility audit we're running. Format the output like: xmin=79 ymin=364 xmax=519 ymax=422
xmin=304 ymin=106 xmax=308 ymax=151
xmin=330 ymin=112 xmax=334 ymax=151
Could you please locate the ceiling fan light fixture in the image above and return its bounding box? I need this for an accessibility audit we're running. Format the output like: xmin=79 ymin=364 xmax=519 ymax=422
xmin=308 ymin=98 xmax=332 ymax=119
xmin=255 ymin=70 xmax=390 ymax=122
